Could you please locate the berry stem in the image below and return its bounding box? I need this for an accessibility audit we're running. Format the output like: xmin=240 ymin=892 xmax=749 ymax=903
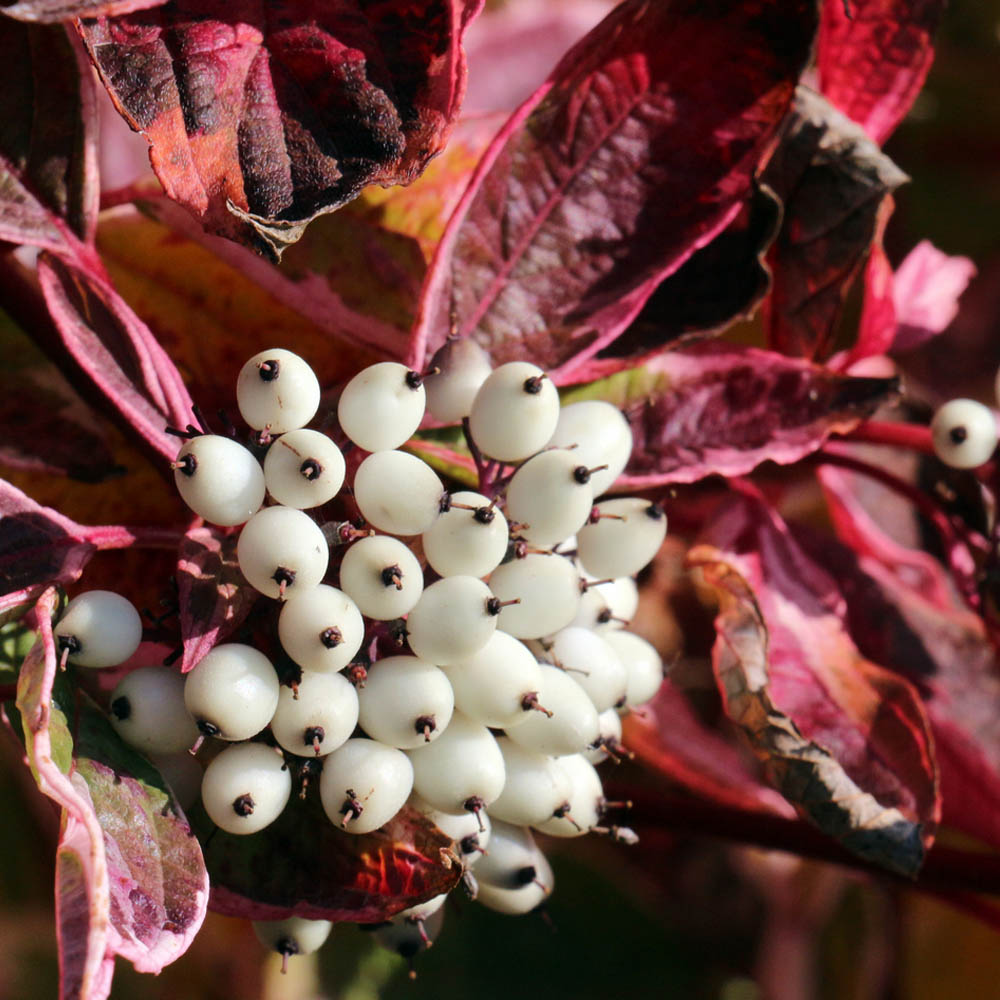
xmin=842 ymin=420 xmax=936 ymax=456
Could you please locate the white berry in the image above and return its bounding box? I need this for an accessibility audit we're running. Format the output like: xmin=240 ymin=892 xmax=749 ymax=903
xmin=253 ymin=917 xmax=332 ymax=960
xmin=489 ymin=737 xmax=572 ymax=827
xmin=505 ymin=450 xmax=596 ymax=547
xmin=546 ymin=400 xmax=633 ymax=497
xmin=576 ymin=498 xmax=667 ymax=579
xmin=338 ymin=535 xmax=424 ymax=620
xmin=405 ymin=576 xmax=499 ymax=665
xmin=201 ymin=742 xmax=291 ymax=835
xmin=173 ymin=435 xmax=265 ymax=526
xmin=337 ymin=362 xmax=426 ymax=452
xmin=54 ymin=590 xmax=143 ymax=668
xmin=422 ymin=491 xmax=509 ymax=578
xmin=270 ymin=671 xmax=359 ymax=757
xmin=423 ymin=338 xmax=493 ymax=423
xmin=534 ymin=754 xmax=603 ymax=837
xmin=236 ymin=348 xmax=320 ymax=433
xmin=263 ymin=429 xmax=345 ymax=509
xmin=237 ymin=506 xmax=329 ymax=599
xmin=930 ymin=398 xmax=999 ymax=469
xmin=277 ymin=585 xmax=364 ymax=673
xmin=468 ymin=362 xmax=560 ymax=462
xmin=488 ymin=553 xmax=581 ymax=639
xmin=505 ymin=663 xmax=600 ymax=756
xmin=319 ymin=738 xmax=413 ymax=834
xmin=603 ymin=630 xmax=664 ymax=708
xmin=358 ymin=656 xmax=455 ymax=748
xmin=353 ymin=450 xmax=443 ymax=536
xmin=109 ymin=666 xmax=199 ymax=753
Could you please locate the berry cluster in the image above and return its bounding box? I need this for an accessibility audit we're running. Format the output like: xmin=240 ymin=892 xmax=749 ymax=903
xmin=52 ymin=344 xmax=668 ymax=972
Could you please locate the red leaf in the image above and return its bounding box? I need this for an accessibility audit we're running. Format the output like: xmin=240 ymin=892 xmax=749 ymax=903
xmin=0 ymin=479 xmax=96 ymax=609
xmin=199 ymin=800 xmax=461 ymax=923
xmin=818 ymin=0 xmax=944 ymax=146
xmin=0 ymin=0 xmax=164 ymax=20
xmin=78 ymin=0 xmax=483 ymax=259
xmin=763 ymin=87 xmax=907 ymax=360
xmin=593 ymin=342 xmax=897 ymax=488
xmin=408 ymin=0 xmax=818 ymax=375
xmin=689 ymin=493 xmax=940 ymax=877
xmin=625 ymin=681 xmax=796 ymax=818
xmin=0 ymin=19 xmax=100 ymax=250
xmin=176 ymin=526 xmax=257 ymax=673
xmin=37 ymin=253 xmax=194 ymax=463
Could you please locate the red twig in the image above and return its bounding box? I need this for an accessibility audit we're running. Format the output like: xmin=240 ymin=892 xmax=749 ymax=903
xmin=83 ymin=525 xmax=184 ymax=551
xmin=840 ymin=420 xmax=936 ymax=457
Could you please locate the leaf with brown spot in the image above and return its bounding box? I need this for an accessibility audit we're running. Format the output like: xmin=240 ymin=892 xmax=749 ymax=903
xmin=176 ymin=525 xmax=257 ymax=674
xmin=688 ymin=493 xmax=939 ymax=877
xmin=78 ymin=0 xmax=484 ymax=259
xmin=763 ymin=87 xmax=907 ymax=361
xmin=408 ymin=0 xmax=818 ymax=375
xmin=197 ymin=798 xmax=460 ymax=922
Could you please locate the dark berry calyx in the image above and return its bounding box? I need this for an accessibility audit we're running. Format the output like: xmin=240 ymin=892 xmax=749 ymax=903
xmin=415 ymin=714 xmax=437 ymax=742
xmin=404 ymin=369 xmax=424 ymax=390
xmin=523 ymin=373 xmax=546 ymax=395
xmin=459 ymin=833 xmax=481 ymax=855
xmin=232 ymin=793 xmax=255 ymax=816
xmin=950 ymin=425 xmax=969 ymax=445
xmin=320 ymin=626 xmax=343 ymax=649
xmin=381 ymin=564 xmax=404 ymax=590
xmin=110 ymin=696 xmax=131 ymax=721
xmin=300 ymin=458 xmax=323 ymax=481
xmin=513 ymin=865 xmax=537 ymax=887
xmin=173 ymin=453 xmax=197 ymax=477
xmin=573 ymin=465 xmax=592 ymax=485
xmin=474 ymin=504 xmax=496 ymax=524
xmin=56 ymin=634 xmax=82 ymax=656
xmin=486 ymin=596 xmax=520 ymax=616
xmin=196 ymin=719 xmax=221 ymax=737
xmin=303 ymin=726 xmax=325 ymax=753
xmin=257 ymin=359 xmax=280 ymax=382
xmin=645 ymin=503 xmax=665 ymax=520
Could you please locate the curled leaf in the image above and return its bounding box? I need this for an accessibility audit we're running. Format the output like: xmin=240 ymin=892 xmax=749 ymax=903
xmin=176 ymin=526 xmax=257 ymax=673
xmin=79 ymin=0 xmax=483 ymax=258
xmin=0 ymin=0 xmax=165 ymax=20
xmin=763 ymin=87 xmax=907 ymax=360
xmin=688 ymin=495 xmax=939 ymax=877
xmin=409 ymin=0 xmax=818 ymax=374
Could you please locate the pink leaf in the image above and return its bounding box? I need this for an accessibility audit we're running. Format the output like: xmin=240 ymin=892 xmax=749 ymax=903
xmin=890 ymin=240 xmax=977 ymax=354
xmin=176 ymin=526 xmax=257 ymax=673
xmin=848 ymin=212 xmax=897 ymax=365
xmin=78 ymin=0 xmax=484 ymax=258
xmin=0 ymin=19 xmax=100 ymax=250
xmin=689 ymin=493 xmax=940 ymax=877
xmin=37 ymin=253 xmax=194 ymax=463
xmin=763 ymin=87 xmax=907 ymax=361
xmin=818 ymin=0 xmax=945 ymax=146
xmin=591 ymin=342 xmax=897 ymax=488
xmin=409 ymin=0 xmax=818 ymax=375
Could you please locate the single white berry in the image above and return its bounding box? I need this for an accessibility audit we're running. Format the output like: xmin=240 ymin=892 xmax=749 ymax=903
xmin=576 ymin=498 xmax=667 ymax=579
xmin=270 ymin=671 xmax=359 ymax=757
xmin=406 ymin=711 xmax=505 ymax=818
xmin=263 ymin=429 xmax=345 ymax=509
xmin=422 ymin=491 xmax=508 ymax=578
xmin=588 ymin=575 xmax=639 ymax=628
xmin=423 ymin=338 xmax=493 ymax=423
xmin=253 ymin=918 xmax=332 ymax=964
xmin=236 ymin=348 xmax=320 ymax=433
xmin=475 ymin=853 xmax=553 ymax=915
xmin=337 ymin=362 xmax=426 ymax=452
xmin=440 ymin=630 xmax=545 ymax=729
xmin=603 ymin=630 xmax=664 ymax=708
xmin=474 ymin=820 xmax=554 ymax=914
xmin=505 ymin=449 xmax=597 ymax=547
xmin=319 ymin=738 xmax=413 ymax=834
xmin=405 ymin=576 xmax=500 ymax=665
xmin=183 ymin=643 xmax=279 ymax=741
xmin=237 ymin=506 xmax=329 ymax=599
xmin=353 ymin=450 xmax=443 ymax=536
xmin=201 ymin=742 xmax=290 ymax=835
xmin=277 ymin=585 xmax=364 ymax=673
xmin=488 ymin=553 xmax=581 ymax=639
xmin=358 ymin=656 xmax=455 ymax=748
xmin=543 ymin=626 xmax=627 ymax=712
xmin=54 ymin=590 xmax=143 ymax=668
xmin=585 ymin=708 xmax=623 ymax=764
xmin=489 ymin=737 xmax=572 ymax=827
xmin=468 ymin=362 xmax=560 ymax=462
xmin=396 ymin=892 xmax=448 ymax=924
xmin=534 ymin=754 xmax=603 ymax=838
xmin=338 ymin=535 xmax=424 ymax=620
xmin=109 ymin=666 xmax=199 ymax=753
xmin=930 ymin=398 xmax=999 ymax=469
xmin=373 ymin=905 xmax=445 ymax=962
xmin=173 ymin=435 xmax=266 ymax=526
xmin=505 ymin=663 xmax=600 ymax=756
xmin=546 ymin=400 xmax=633 ymax=497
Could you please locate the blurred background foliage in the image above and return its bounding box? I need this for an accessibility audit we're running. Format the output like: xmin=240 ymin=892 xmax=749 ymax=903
xmin=2 ymin=1 xmax=1000 ymax=998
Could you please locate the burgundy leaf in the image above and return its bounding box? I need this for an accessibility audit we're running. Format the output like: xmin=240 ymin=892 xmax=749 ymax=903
xmin=596 ymin=185 xmax=782 ymax=364
xmin=818 ymin=0 xmax=944 ymax=146
xmin=176 ymin=525 xmax=257 ymax=674
xmin=78 ymin=0 xmax=483 ymax=259
xmin=763 ymin=87 xmax=907 ymax=360
xmin=590 ymin=341 xmax=897 ymax=487
xmin=199 ymin=799 xmax=460 ymax=922
xmin=688 ymin=493 xmax=940 ymax=877
xmin=625 ymin=681 xmax=796 ymax=818
xmin=37 ymin=253 xmax=194 ymax=463
xmin=408 ymin=0 xmax=818 ymax=376
xmin=0 ymin=479 xmax=96 ymax=607
xmin=0 ymin=0 xmax=164 ymax=20
xmin=0 ymin=18 xmax=100 ymax=250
